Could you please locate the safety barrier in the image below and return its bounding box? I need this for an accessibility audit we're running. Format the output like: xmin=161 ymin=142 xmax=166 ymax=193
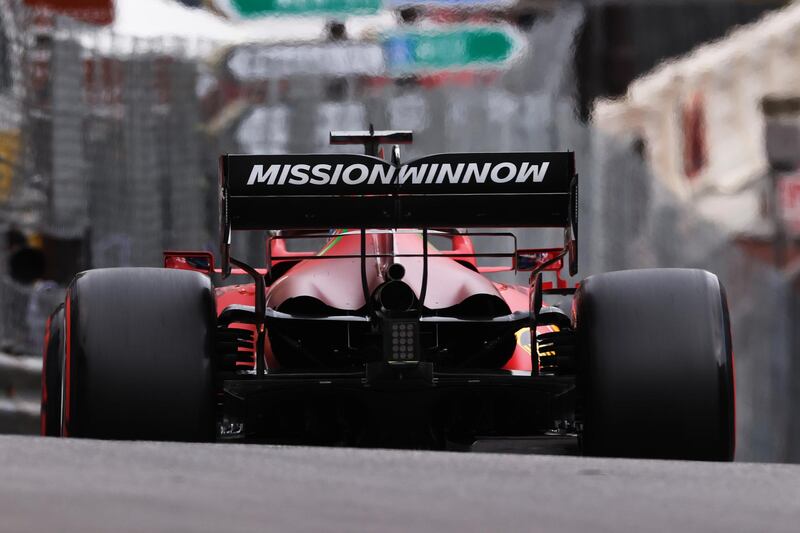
xmin=0 ymin=352 xmax=40 ymax=435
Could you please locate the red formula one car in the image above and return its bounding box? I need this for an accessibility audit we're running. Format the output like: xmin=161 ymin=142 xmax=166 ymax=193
xmin=41 ymin=130 xmax=735 ymax=460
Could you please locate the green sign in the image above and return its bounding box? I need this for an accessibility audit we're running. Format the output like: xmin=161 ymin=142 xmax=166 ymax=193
xmin=384 ymin=27 xmax=521 ymax=73
xmin=227 ymin=0 xmax=380 ymax=16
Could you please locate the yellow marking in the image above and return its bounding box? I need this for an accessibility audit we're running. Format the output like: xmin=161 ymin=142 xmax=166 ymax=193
xmin=515 ymin=325 xmax=562 ymax=358
xmin=0 ymin=130 xmax=20 ymax=201
xmin=515 ymin=328 xmax=532 ymax=354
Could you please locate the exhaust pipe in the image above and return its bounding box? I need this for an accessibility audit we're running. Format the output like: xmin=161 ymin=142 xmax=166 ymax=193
xmin=375 ymin=280 xmax=415 ymax=313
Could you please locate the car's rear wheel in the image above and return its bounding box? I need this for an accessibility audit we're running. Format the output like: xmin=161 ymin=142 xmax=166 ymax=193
xmin=575 ymin=268 xmax=734 ymax=461
xmin=41 ymin=304 xmax=65 ymax=437
xmin=63 ymin=268 xmax=217 ymax=441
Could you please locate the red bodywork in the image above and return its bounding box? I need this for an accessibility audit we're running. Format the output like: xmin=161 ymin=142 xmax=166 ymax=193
xmin=211 ymin=230 xmax=557 ymax=372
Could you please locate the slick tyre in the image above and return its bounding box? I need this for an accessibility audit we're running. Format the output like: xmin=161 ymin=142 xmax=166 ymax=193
xmin=63 ymin=268 xmax=217 ymax=441
xmin=575 ymin=268 xmax=734 ymax=461
xmin=41 ymin=304 xmax=65 ymax=437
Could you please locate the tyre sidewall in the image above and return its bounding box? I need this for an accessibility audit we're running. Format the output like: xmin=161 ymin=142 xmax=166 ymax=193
xmin=41 ymin=304 xmax=65 ymax=437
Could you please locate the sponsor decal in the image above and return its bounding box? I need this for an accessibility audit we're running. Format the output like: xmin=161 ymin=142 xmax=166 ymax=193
xmin=245 ymin=161 xmax=550 ymax=186
xmin=515 ymin=328 xmax=532 ymax=355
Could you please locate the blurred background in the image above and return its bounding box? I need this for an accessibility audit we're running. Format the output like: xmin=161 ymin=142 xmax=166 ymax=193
xmin=0 ymin=0 xmax=798 ymax=462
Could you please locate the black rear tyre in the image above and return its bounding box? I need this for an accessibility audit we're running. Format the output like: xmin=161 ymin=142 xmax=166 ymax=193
xmin=41 ymin=304 xmax=65 ymax=437
xmin=63 ymin=268 xmax=217 ymax=441
xmin=575 ymin=268 xmax=734 ymax=461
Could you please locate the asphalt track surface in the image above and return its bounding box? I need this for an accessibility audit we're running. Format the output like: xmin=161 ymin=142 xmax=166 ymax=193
xmin=1 ymin=435 xmax=799 ymax=533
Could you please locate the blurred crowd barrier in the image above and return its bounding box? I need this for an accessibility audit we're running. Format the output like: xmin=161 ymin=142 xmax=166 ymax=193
xmin=0 ymin=1 xmax=797 ymax=461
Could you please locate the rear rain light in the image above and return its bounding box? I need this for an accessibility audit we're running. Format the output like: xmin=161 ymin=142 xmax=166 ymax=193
xmin=384 ymin=320 xmax=420 ymax=362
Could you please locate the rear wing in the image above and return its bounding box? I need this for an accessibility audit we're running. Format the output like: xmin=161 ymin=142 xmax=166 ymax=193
xmin=219 ymin=151 xmax=578 ymax=275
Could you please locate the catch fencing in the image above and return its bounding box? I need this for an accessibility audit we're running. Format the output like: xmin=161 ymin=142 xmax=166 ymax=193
xmin=0 ymin=2 xmax=796 ymax=461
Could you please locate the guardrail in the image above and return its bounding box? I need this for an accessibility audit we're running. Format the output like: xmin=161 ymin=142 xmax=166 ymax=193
xmin=0 ymin=352 xmax=41 ymax=434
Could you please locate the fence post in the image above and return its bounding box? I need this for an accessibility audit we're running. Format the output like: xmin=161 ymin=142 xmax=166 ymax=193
xmin=762 ymin=95 xmax=800 ymax=267
xmin=762 ymin=94 xmax=800 ymax=461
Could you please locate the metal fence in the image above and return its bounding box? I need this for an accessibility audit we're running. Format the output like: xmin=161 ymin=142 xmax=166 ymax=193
xmin=0 ymin=2 xmax=797 ymax=461
xmin=48 ymin=30 xmax=212 ymax=266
